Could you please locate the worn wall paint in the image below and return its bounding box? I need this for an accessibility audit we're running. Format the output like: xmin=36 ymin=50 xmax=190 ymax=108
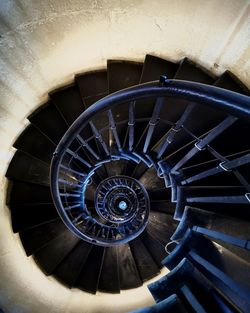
xmin=0 ymin=0 xmax=250 ymax=174
xmin=0 ymin=0 xmax=249 ymax=312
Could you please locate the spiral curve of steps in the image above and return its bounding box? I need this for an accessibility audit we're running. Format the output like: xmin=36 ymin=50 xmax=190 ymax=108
xmin=5 ymin=54 xmax=250 ymax=312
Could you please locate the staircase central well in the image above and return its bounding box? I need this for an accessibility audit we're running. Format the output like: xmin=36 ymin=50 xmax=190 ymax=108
xmin=95 ymin=175 xmax=150 ymax=228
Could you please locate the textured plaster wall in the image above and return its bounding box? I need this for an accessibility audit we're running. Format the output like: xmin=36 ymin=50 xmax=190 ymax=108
xmin=0 ymin=0 xmax=249 ymax=312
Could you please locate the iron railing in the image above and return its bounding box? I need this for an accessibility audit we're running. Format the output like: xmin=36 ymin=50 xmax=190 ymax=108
xmin=50 ymin=77 xmax=250 ymax=246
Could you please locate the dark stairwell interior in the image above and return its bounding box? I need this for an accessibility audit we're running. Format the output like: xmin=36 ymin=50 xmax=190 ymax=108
xmin=5 ymin=54 xmax=250 ymax=312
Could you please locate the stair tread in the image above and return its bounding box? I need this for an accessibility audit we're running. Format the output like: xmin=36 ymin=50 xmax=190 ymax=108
xmin=107 ymin=60 xmax=143 ymax=93
xmin=6 ymin=150 xmax=50 ymax=186
xmin=75 ymin=245 xmax=105 ymax=294
xmin=131 ymin=161 xmax=149 ymax=180
xmin=28 ymin=100 xmax=68 ymax=144
xmin=104 ymin=159 xmax=128 ymax=177
xmin=13 ymin=124 xmax=55 ymax=164
xmin=139 ymin=167 xmax=165 ymax=191
xmin=148 ymin=188 xmax=171 ymax=201
xmin=76 ymin=70 xmax=108 ymax=99
xmin=175 ymin=58 xmax=215 ymax=83
xmin=11 ymin=203 xmax=59 ymax=233
xmin=98 ymin=246 xmax=120 ymax=293
xmin=34 ymin=229 xmax=80 ymax=274
xmin=50 ymin=84 xmax=84 ymax=125
xmin=54 ymin=240 xmax=92 ymax=288
xmin=215 ymin=71 xmax=249 ymax=95
xmin=83 ymin=92 xmax=108 ymax=108
xmin=117 ymin=243 xmax=142 ymax=289
xmin=141 ymin=230 xmax=167 ymax=268
xmin=7 ymin=181 xmax=52 ymax=205
xmin=140 ymin=54 xmax=178 ymax=83
xmin=150 ymin=200 xmax=176 ymax=215
xmin=20 ymin=219 xmax=66 ymax=255
xmin=147 ymin=212 xmax=177 ymax=245
xmin=130 ymin=237 xmax=160 ymax=281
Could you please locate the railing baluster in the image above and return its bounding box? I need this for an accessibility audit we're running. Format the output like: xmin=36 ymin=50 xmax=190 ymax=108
xmin=143 ymin=97 xmax=164 ymax=153
xmin=66 ymin=148 xmax=92 ymax=168
xmin=182 ymin=153 xmax=250 ymax=184
xmin=65 ymin=204 xmax=81 ymax=211
xmin=77 ymin=134 xmax=100 ymax=160
xmin=171 ymin=116 xmax=237 ymax=172
xmin=89 ymin=121 xmax=110 ymax=156
xmin=58 ymin=178 xmax=82 ymax=188
xmin=72 ymin=214 xmax=84 ymax=224
xmin=128 ymin=102 xmax=135 ymax=151
xmin=157 ymin=103 xmax=195 ymax=158
xmin=60 ymin=164 xmax=87 ymax=177
xmin=108 ymin=109 xmax=122 ymax=151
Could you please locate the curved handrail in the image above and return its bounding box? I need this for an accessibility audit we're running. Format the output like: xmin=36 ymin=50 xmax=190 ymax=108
xmin=50 ymin=79 xmax=250 ymax=245
xmin=52 ymin=79 xmax=250 ymax=158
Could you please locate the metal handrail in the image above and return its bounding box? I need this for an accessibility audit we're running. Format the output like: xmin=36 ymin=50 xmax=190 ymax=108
xmin=50 ymin=78 xmax=250 ymax=245
xmin=52 ymin=79 xmax=250 ymax=157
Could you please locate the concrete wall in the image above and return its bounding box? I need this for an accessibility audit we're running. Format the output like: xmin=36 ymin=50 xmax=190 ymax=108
xmin=0 ymin=0 xmax=249 ymax=312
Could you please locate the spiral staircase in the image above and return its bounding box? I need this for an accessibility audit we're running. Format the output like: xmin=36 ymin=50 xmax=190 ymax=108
xmin=5 ymin=54 xmax=250 ymax=312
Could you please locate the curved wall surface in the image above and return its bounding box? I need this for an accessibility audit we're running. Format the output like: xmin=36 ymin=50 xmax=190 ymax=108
xmin=0 ymin=1 xmax=249 ymax=312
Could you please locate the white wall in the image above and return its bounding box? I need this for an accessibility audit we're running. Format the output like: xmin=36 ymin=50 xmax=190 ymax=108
xmin=0 ymin=1 xmax=249 ymax=312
